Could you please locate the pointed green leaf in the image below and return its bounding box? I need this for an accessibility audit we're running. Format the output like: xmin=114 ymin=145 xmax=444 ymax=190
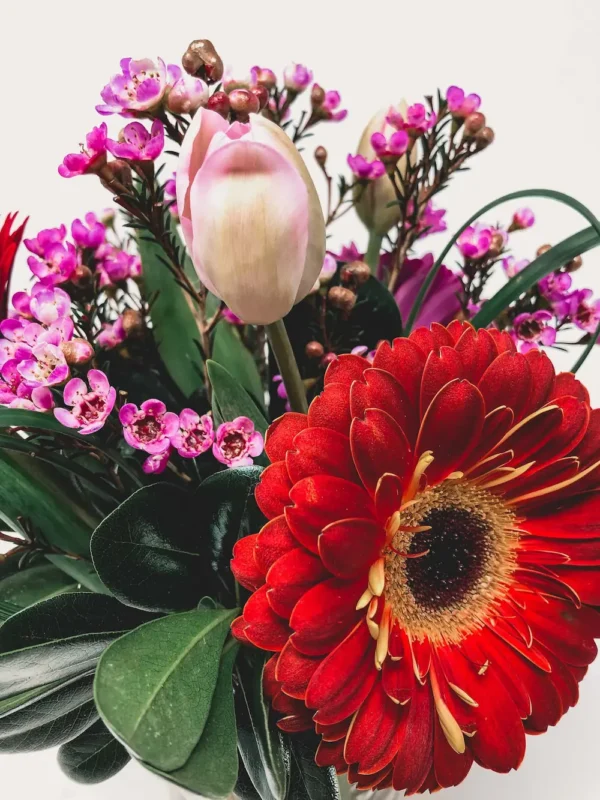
xmin=288 ymin=732 xmax=340 ymax=800
xmin=213 ymin=321 xmax=265 ymax=411
xmin=58 ymin=719 xmax=131 ymax=784
xmin=45 ymin=555 xmax=111 ymax=595
xmin=0 ymin=700 xmax=97 ymax=753
xmin=94 ymin=608 xmax=236 ymax=771
xmin=0 ymin=563 xmax=77 ymax=609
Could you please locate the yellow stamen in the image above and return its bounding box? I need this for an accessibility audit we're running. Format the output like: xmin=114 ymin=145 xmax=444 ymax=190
xmin=403 ymin=451 xmax=434 ymax=503
xmin=367 ymin=617 xmax=380 ymax=640
xmin=356 ymin=587 xmax=374 ymax=611
xmin=478 ymin=461 xmax=535 ymax=489
xmin=448 ymin=682 xmax=479 ymax=708
xmin=496 ymin=404 xmax=559 ymax=450
xmin=507 ymin=458 xmax=600 ymax=506
xmin=375 ymin=606 xmax=391 ymax=670
xmin=368 ymin=558 xmax=385 ymax=596
xmin=430 ymin=667 xmax=466 ymax=754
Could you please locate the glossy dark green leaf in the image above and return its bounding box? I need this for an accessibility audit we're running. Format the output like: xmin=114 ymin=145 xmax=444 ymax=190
xmin=196 ymin=467 xmax=266 ymax=597
xmin=0 ymin=563 xmax=77 ymax=609
xmin=91 ymin=483 xmax=220 ymax=613
xmin=236 ymin=651 xmax=290 ymax=800
xmin=0 ymin=680 xmax=65 ymax=718
xmin=0 ymin=700 xmax=97 ymax=753
xmin=151 ymin=644 xmax=239 ymax=799
xmin=351 ymin=276 xmax=403 ymax=346
xmin=94 ymin=608 xmax=236 ymax=772
xmin=0 ymin=451 xmax=97 ymax=557
xmin=0 ymin=593 xmax=153 ymax=698
xmin=213 ymin=321 xmax=265 ymax=411
xmin=288 ymin=732 xmax=340 ymax=800
xmin=235 ymin=756 xmax=263 ymax=800
xmin=0 ymin=600 xmax=20 ymax=622
xmin=58 ymin=718 xmax=131 ymax=784
xmin=138 ymin=231 xmax=205 ymax=399
xmin=45 ymin=555 xmax=111 ymax=595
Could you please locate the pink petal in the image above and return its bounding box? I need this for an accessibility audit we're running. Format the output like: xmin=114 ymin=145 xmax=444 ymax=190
xmin=54 ymin=408 xmax=80 ymax=429
xmin=87 ymin=369 xmax=109 ymax=396
xmin=64 ymin=378 xmax=87 ymax=406
xmin=119 ymin=403 xmax=138 ymax=425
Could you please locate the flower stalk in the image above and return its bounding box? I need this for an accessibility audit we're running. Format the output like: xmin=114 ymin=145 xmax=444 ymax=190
xmin=266 ymin=319 xmax=307 ymax=413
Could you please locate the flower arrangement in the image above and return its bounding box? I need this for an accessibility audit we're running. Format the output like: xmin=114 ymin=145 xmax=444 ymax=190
xmin=1 ymin=36 xmax=600 ymax=799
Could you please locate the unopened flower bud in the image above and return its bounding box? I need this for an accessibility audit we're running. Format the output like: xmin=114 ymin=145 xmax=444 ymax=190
xmin=71 ymin=264 xmax=93 ymax=287
xmin=251 ymin=85 xmax=269 ymax=110
xmin=314 ymin=146 xmax=328 ymax=167
xmin=121 ymin=309 xmax=144 ymax=336
xmin=565 ymin=255 xmax=583 ymax=273
xmin=341 ymin=260 xmax=371 ymax=286
xmin=182 ymin=39 xmax=224 ymax=84
xmin=207 ymin=91 xmax=230 ymax=118
xmin=100 ymin=159 xmax=133 ymax=193
xmin=228 ymin=89 xmax=260 ymax=120
xmin=475 ymin=127 xmax=495 ymax=149
xmin=305 ymin=341 xmax=325 ymax=359
xmin=320 ymin=352 xmax=338 ymax=369
xmin=464 ymin=112 xmax=486 ymax=136
xmin=311 ymin=84 xmax=326 ymax=108
xmin=252 ymin=67 xmax=277 ymax=90
xmin=487 ymin=231 xmax=507 ymax=258
xmin=328 ymin=285 xmax=357 ymax=313
xmin=537 ymin=244 xmax=552 ymax=257
xmin=99 ymin=208 xmax=116 ymax=227
xmin=61 ymin=338 xmax=94 ymax=365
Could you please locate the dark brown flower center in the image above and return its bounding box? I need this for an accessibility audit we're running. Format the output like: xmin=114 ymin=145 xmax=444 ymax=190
xmin=222 ymin=431 xmax=246 ymax=459
xmin=132 ymin=414 xmax=162 ymax=443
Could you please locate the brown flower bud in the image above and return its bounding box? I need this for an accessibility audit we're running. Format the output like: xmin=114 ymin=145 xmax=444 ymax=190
xmin=565 ymin=255 xmax=583 ymax=273
xmin=341 ymin=260 xmax=371 ymax=286
xmin=475 ymin=127 xmax=495 ymax=149
xmin=328 ymin=285 xmax=357 ymax=313
xmin=314 ymin=146 xmax=328 ymax=167
xmin=464 ymin=112 xmax=486 ymax=136
xmin=488 ymin=231 xmax=506 ymax=258
xmin=228 ymin=89 xmax=260 ymax=120
xmin=99 ymin=159 xmax=132 ymax=193
xmin=305 ymin=341 xmax=325 ymax=359
xmin=71 ymin=264 xmax=93 ymax=287
xmin=182 ymin=39 xmax=224 ymax=84
xmin=253 ymin=67 xmax=277 ymax=90
xmin=320 ymin=352 xmax=338 ymax=369
xmin=311 ymin=84 xmax=326 ymax=108
xmin=61 ymin=338 xmax=94 ymax=365
xmin=121 ymin=309 xmax=144 ymax=336
xmin=536 ymin=244 xmax=552 ymax=257
xmin=207 ymin=91 xmax=230 ymax=118
xmin=251 ymin=85 xmax=269 ymax=110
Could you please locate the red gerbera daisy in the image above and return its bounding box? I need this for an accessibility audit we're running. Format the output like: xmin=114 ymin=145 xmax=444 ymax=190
xmin=0 ymin=212 xmax=27 ymax=319
xmin=231 ymin=321 xmax=600 ymax=794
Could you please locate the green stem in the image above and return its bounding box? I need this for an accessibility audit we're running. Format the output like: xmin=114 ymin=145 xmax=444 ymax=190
xmin=266 ymin=320 xmax=308 ymax=414
xmin=364 ymin=231 xmax=383 ymax=273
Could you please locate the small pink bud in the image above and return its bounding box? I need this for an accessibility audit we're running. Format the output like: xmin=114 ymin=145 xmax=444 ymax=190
xmin=207 ymin=91 xmax=230 ymax=118
xmin=537 ymin=244 xmax=552 ymax=256
xmin=475 ymin=127 xmax=495 ymax=149
xmin=320 ymin=352 xmax=337 ymax=369
xmin=328 ymin=285 xmax=357 ymax=313
xmin=464 ymin=112 xmax=486 ymax=135
xmin=314 ymin=146 xmax=328 ymax=167
xmin=311 ymin=84 xmax=326 ymax=107
xmin=229 ymin=89 xmax=260 ymax=119
xmin=305 ymin=341 xmax=325 ymax=359
xmin=250 ymin=85 xmax=269 ymax=110
xmin=61 ymin=338 xmax=94 ymax=365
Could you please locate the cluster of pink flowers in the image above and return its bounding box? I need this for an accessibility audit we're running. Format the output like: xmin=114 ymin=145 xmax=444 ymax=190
xmin=370 ymin=130 xmax=409 ymax=161
xmin=346 ymin=154 xmax=385 ymax=180
xmin=119 ymin=400 xmax=263 ymax=474
xmin=539 ymin=278 xmax=600 ymax=337
xmin=446 ymin=86 xmax=481 ymax=118
xmin=386 ymin=103 xmax=436 ymax=136
xmin=457 ymin=223 xmax=495 ymax=260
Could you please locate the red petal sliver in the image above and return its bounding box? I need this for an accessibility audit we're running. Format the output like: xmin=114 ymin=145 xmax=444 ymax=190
xmin=350 ymin=409 xmax=412 ymax=495
xmin=286 ymin=426 xmax=357 ymax=483
xmin=350 ymin=368 xmax=419 ymax=445
xmin=455 ymin=326 xmax=498 ymax=384
xmin=419 ymin=346 xmax=463 ymax=418
xmin=371 ymin=338 xmax=426 ymax=407
xmin=307 ymin=382 xmax=351 ymax=435
xmin=231 ymin=534 xmax=264 ymax=591
xmin=319 ymin=517 xmax=385 ymax=578
xmin=255 ymin=515 xmax=296 ymax=573
xmin=266 ymin=548 xmax=328 ymax=617
xmin=255 ymin=462 xmax=292 ymax=519
xmin=243 ymin=584 xmax=291 ymax=651
xmin=290 ymin=578 xmax=365 ymax=656
xmin=324 ymin=353 xmax=370 ymax=387
xmin=265 ymin=412 xmax=307 ymax=462
xmin=478 ymin=351 xmax=532 ymax=419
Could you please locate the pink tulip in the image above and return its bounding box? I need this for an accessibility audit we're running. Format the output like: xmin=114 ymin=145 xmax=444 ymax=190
xmin=176 ymin=108 xmax=325 ymax=324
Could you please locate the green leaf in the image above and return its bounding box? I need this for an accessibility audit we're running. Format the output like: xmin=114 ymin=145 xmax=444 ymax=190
xmin=0 ymin=451 xmax=97 ymax=557
xmin=196 ymin=467 xmax=266 ymax=599
xmin=236 ymin=651 xmax=290 ymax=800
xmin=0 ymin=679 xmax=65 ymax=718
xmin=207 ymin=360 xmax=269 ymax=466
xmin=58 ymin=719 xmax=131 ymax=785
xmin=94 ymin=608 xmax=236 ymax=772
xmin=236 ymin=757 xmax=264 ymax=800
xmin=152 ymin=643 xmax=240 ymax=799
xmin=288 ymin=732 xmax=340 ymax=800
xmin=0 ymin=700 xmax=97 ymax=753
xmin=0 ymin=593 xmax=153 ymax=698
xmin=0 ymin=600 xmax=20 ymax=622
xmin=0 ymin=563 xmax=77 ymax=609
xmin=91 ymin=483 xmax=221 ymax=613
xmin=45 ymin=555 xmax=111 ymax=595
xmin=352 ymin=276 xmax=403 ymax=346
xmin=213 ymin=321 xmax=265 ymax=411
xmin=138 ymin=231 xmax=205 ymax=399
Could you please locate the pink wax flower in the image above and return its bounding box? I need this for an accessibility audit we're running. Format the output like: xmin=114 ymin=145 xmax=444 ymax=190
xmin=335 ymin=243 xmax=363 ymax=263
xmin=119 ymin=399 xmax=178 ymax=454
xmin=513 ymin=310 xmax=557 ymax=352
xmin=166 ymin=65 xmax=209 ymax=114
xmin=446 ymin=86 xmax=481 ymax=118
xmin=273 ymin=375 xmax=291 ymax=412
xmin=58 ymin=124 xmax=108 ymax=178
xmin=418 ymin=202 xmax=447 ymax=236
xmin=54 ymin=370 xmax=116 ymax=434
xmin=96 ymin=245 xmax=136 ymax=285
xmin=0 ymin=359 xmax=28 ymax=402
xmin=565 ymin=289 xmax=600 ymax=333
xmin=96 ymin=57 xmax=168 ymax=117
xmin=539 ymin=272 xmax=572 ymax=304
xmin=347 ymin=153 xmax=386 ymax=180
xmin=222 ymin=308 xmax=244 ymax=325
xmin=351 ymin=345 xmax=375 ymax=362
xmin=393 ymin=253 xmax=462 ymax=329
xmin=27 ymin=242 xmax=78 ymax=285
xmin=143 ymin=449 xmax=172 ymax=475
xmin=29 ymin=284 xmax=71 ymax=325
xmin=129 ymin=254 xmax=142 ymax=280
xmin=511 ymin=207 xmax=535 ymax=230
xmin=457 ymin=224 xmax=493 ymax=260
xmin=96 ymin=317 xmax=127 ymax=349
xmin=106 ymin=120 xmax=164 ymax=161
xmin=23 ymin=226 xmax=67 ymax=257
xmin=319 ymin=253 xmax=338 ymax=284
xmin=8 ymin=386 xmax=54 ymax=413
xmin=502 ymin=256 xmax=530 ymax=278
xmin=213 ymin=417 xmax=264 ymax=468
xmin=283 ymin=63 xmax=312 ymax=93
xmin=71 ymin=214 xmax=106 ymax=249
xmin=17 ymin=341 xmax=69 ymax=387
xmin=467 ymin=300 xmax=483 ymax=317
xmin=164 ymin=172 xmax=178 ymax=217
xmin=386 ymin=103 xmax=436 ymax=135
xmin=370 ymin=130 xmax=410 ymax=160
xmin=315 ymin=88 xmax=347 ymax=122
xmin=251 ymin=66 xmax=277 ymax=89
xmin=170 ymin=409 xmax=214 ymax=458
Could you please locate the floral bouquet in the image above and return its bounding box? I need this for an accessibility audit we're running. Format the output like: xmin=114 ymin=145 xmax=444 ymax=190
xmin=1 ymin=36 xmax=600 ymax=800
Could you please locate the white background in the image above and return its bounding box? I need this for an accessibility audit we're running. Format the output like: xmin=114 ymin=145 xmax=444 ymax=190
xmin=2 ymin=0 xmax=600 ymax=797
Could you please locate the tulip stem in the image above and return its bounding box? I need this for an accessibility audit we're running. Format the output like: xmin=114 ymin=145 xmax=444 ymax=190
xmin=266 ymin=320 xmax=308 ymax=414
xmin=365 ymin=232 xmax=383 ymax=274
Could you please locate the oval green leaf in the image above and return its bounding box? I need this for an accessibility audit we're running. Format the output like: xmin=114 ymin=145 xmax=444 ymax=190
xmin=58 ymin=718 xmax=131 ymax=785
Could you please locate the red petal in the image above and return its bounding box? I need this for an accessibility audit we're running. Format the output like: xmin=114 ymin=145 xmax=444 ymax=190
xmin=275 ymin=640 xmax=320 ymax=699
xmin=519 ymin=594 xmax=599 ymax=666
xmin=382 ymin=646 xmax=414 ymax=704
xmin=499 ymin=405 xmax=562 ymax=465
xmin=286 ymin=426 xmax=357 ymax=483
xmin=316 ymin=719 xmax=350 ymax=741
xmin=319 ymin=518 xmax=385 ymax=578
xmin=416 ymin=379 xmax=485 ymax=483
xmin=231 ymin=615 xmax=251 ymax=644
xmin=515 ymin=567 xmax=581 ymax=606
xmin=409 ymin=326 xmax=448 ymax=355
xmin=551 ymin=372 xmax=590 ymax=404
xmin=308 ymin=382 xmax=351 ymax=435
xmin=521 ymin=536 xmax=600 ymax=566
xmin=525 ymin=492 xmax=600 ymax=539
xmin=433 ymin=715 xmax=473 ymax=789
xmin=465 ymin=406 xmax=514 ymax=467
xmin=455 ymin=326 xmax=498 ymax=384
xmin=277 ymin=713 xmax=313 ymax=733
xmin=324 ymin=353 xmax=370 ymax=387
xmin=344 ymin=680 xmax=404 ymax=774
xmin=531 ymin=396 xmax=590 ymax=464
xmin=392 ymin=678 xmax=434 ymax=793
xmin=243 ymin=584 xmax=291 ymax=651
xmin=503 ymin=458 xmax=579 ymax=502
xmin=263 ymin=653 xmax=279 ymax=697
xmin=446 ymin=320 xmax=472 ymax=344
xmin=315 ymin=738 xmax=346 ymax=772
xmin=351 ymin=368 xmax=419 ymax=445
xmin=487 ymin=328 xmax=517 ymax=353
xmin=351 ymin=409 xmax=412 ymax=495
xmin=478 ymin=351 xmax=532 ymax=419
xmin=231 ymin=534 xmax=264 ymax=591
xmin=286 ymin=475 xmax=374 ymax=553
xmin=255 ymin=516 xmax=296 ymax=573
xmin=572 ymin=408 xmax=600 ymax=467
xmin=307 ymin=620 xmax=374 ymax=708
xmin=486 ymin=614 xmax=552 ymax=671
xmin=419 ymin=346 xmax=464 ymax=419
xmin=266 ymin=548 xmax=328 ymax=617
xmin=523 ymin=349 xmax=556 ymax=414
xmin=374 ymin=473 xmax=404 ymax=524
xmin=290 ymin=578 xmax=365 ymax=656
xmin=372 ymin=338 xmax=426 ymax=408
xmin=255 ymin=462 xmax=292 ymax=519
xmin=549 ymin=565 xmax=600 ymax=605
xmin=265 ymin=413 xmax=307 ymax=462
